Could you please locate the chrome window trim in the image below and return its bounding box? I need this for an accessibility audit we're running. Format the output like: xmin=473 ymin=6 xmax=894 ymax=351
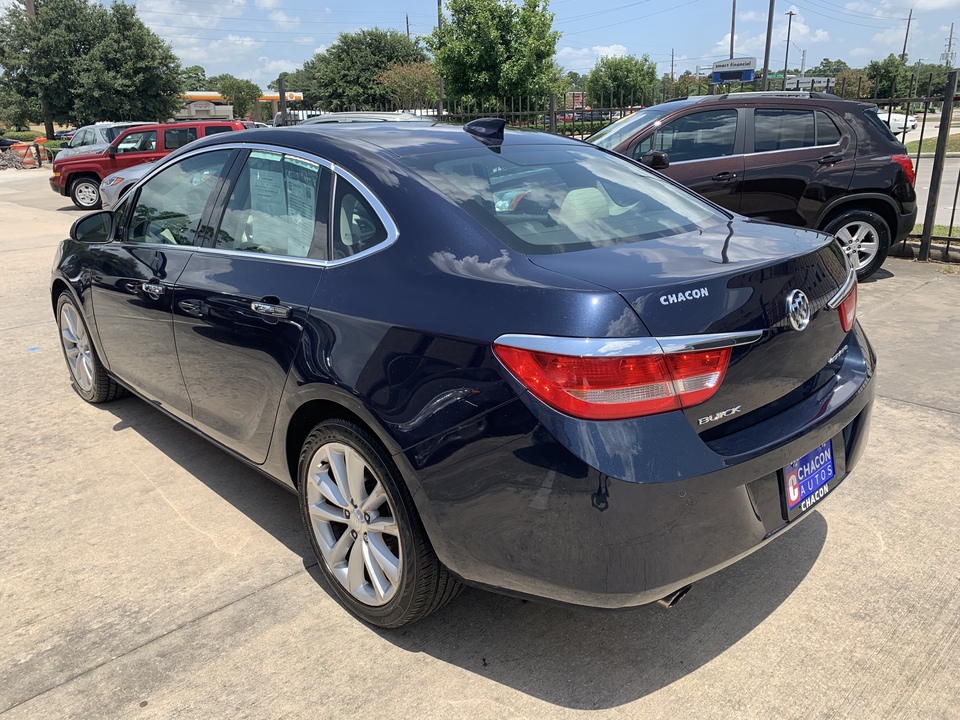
xmin=494 ymin=330 xmax=763 ymax=358
xmin=112 ymin=141 xmax=399 ymax=268
xmin=827 ymin=267 xmax=857 ymax=309
xmin=745 ymin=141 xmax=843 ymax=158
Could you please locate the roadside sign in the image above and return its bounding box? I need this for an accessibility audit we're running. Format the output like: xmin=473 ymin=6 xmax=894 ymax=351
xmin=711 ymin=57 xmax=757 ymax=84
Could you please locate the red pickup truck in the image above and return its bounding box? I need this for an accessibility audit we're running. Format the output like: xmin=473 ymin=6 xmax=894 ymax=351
xmin=50 ymin=120 xmax=254 ymax=209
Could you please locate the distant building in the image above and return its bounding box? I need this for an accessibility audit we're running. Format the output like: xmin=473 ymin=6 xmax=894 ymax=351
xmin=174 ymin=91 xmax=305 ymax=121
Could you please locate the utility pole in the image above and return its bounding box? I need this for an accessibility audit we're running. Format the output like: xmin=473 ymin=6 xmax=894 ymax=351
xmin=800 ymin=49 xmax=807 ymax=78
xmin=761 ymin=0 xmax=776 ymax=90
xmin=730 ymin=0 xmax=736 ymax=59
xmin=671 ymin=48 xmax=675 ymax=81
xmin=437 ymin=0 xmax=444 ymax=116
xmin=783 ymin=10 xmax=796 ymax=91
xmin=406 ymin=14 xmax=410 ymax=39
xmin=24 ymin=0 xmax=35 ymax=16
xmin=943 ymin=23 xmax=956 ymax=67
xmin=901 ymin=8 xmax=912 ymax=63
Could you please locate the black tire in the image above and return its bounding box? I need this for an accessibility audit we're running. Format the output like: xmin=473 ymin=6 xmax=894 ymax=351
xmin=298 ymin=419 xmax=461 ymax=628
xmin=56 ymin=292 xmax=125 ymax=403
xmin=69 ymin=176 xmax=102 ymax=210
xmin=821 ymin=208 xmax=891 ymax=281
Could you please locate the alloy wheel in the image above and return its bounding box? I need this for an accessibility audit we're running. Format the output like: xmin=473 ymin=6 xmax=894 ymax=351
xmin=59 ymin=303 xmax=94 ymax=392
xmin=835 ymin=220 xmax=880 ymax=271
xmin=74 ymin=181 xmax=100 ymax=208
xmin=305 ymin=441 xmax=402 ymax=606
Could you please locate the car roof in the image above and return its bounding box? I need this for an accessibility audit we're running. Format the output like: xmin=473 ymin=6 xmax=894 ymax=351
xmin=234 ymin=122 xmax=583 ymax=158
xmin=662 ymin=91 xmax=870 ymax=109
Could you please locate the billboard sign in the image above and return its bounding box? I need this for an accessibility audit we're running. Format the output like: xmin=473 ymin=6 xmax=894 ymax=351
xmin=711 ymin=57 xmax=757 ymax=84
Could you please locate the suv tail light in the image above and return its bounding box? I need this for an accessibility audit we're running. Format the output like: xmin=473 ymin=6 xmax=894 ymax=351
xmin=892 ymin=154 xmax=915 ymax=186
xmin=493 ymin=343 xmax=731 ymax=420
xmin=838 ymin=281 xmax=857 ymax=332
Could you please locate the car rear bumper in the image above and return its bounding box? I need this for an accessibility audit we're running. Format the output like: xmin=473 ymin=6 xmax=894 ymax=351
xmin=405 ymin=323 xmax=876 ymax=608
xmin=894 ymin=202 xmax=917 ymax=244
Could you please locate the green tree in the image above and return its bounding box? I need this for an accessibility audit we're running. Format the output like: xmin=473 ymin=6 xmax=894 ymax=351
xmin=378 ymin=62 xmax=438 ymax=109
xmin=0 ymin=0 xmax=182 ymax=136
xmin=807 ymin=58 xmax=851 ymax=77
xmin=585 ymin=54 xmax=658 ymax=107
xmin=864 ymin=54 xmax=905 ymax=98
xmin=209 ymin=74 xmax=262 ymax=119
xmin=306 ymin=28 xmax=426 ymax=110
xmin=427 ymin=0 xmax=560 ymax=102
xmin=183 ymin=65 xmax=207 ymax=92
xmin=565 ymin=71 xmax=585 ymax=91
xmin=73 ymin=3 xmax=183 ymax=124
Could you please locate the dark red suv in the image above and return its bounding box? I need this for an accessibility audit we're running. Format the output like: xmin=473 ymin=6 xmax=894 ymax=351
xmin=589 ymin=92 xmax=917 ymax=279
xmin=50 ymin=120 xmax=254 ymax=210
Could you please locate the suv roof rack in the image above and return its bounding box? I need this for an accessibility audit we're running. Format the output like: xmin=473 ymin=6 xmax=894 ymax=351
xmin=691 ymin=91 xmax=843 ymax=102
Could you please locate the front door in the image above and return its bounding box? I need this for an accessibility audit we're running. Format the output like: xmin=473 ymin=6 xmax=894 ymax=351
xmin=88 ymin=148 xmax=237 ymax=416
xmin=628 ymin=108 xmax=745 ymax=213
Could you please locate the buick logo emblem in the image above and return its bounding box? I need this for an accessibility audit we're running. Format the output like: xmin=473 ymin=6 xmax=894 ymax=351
xmin=786 ymin=290 xmax=811 ymax=331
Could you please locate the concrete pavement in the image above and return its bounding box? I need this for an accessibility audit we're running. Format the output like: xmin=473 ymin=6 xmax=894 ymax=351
xmin=1 ymin=167 xmax=959 ymax=719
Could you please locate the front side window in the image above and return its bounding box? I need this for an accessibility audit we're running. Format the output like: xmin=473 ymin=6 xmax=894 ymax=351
xmin=117 ymin=130 xmax=157 ymax=154
xmin=402 ymin=145 xmax=726 ymax=255
xmin=126 ymin=150 xmax=233 ymax=245
xmin=164 ymin=127 xmax=198 ymax=150
xmin=215 ymin=150 xmax=329 ymax=259
xmin=633 ymin=109 xmax=738 ymax=163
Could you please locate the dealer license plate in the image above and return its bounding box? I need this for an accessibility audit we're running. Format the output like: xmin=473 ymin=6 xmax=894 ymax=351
xmin=783 ymin=439 xmax=835 ymax=520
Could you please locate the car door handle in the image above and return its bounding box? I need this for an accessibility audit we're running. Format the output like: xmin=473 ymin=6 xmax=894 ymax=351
xmin=141 ymin=282 xmax=165 ymax=295
xmin=712 ymin=172 xmax=737 ymax=182
xmin=251 ymin=301 xmax=291 ymax=319
xmin=819 ymin=154 xmax=843 ymax=165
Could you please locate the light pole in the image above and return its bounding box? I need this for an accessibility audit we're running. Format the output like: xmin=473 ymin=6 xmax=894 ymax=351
xmin=730 ymin=0 xmax=736 ymax=59
xmin=761 ymin=0 xmax=776 ymax=90
xmin=783 ymin=11 xmax=796 ymax=91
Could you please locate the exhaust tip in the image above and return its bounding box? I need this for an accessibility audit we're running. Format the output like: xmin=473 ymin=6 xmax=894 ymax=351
xmin=656 ymin=584 xmax=692 ymax=609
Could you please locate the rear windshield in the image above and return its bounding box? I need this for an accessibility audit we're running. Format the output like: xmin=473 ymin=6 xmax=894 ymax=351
xmin=401 ymin=144 xmax=727 ymax=255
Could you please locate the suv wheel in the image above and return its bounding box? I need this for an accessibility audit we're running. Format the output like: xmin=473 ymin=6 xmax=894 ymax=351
xmin=70 ymin=177 xmax=102 ymax=210
xmin=822 ymin=209 xmax=890 ymax=280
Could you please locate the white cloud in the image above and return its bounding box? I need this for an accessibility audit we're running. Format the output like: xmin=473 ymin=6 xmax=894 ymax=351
xmin=714 ymin=9 xmax=829 ymax=59
xmin=268 ymin=9 xmax=300 ymax=29
xmin=254 ymin=0 xmax=280 ymax=7
xmin=557 ymin=44 xmax=629 ymax=73
xmin=850 ymin=47 xmax=875 ymax=57
xmin=739 ymin=10 xmax=765 ymax=22
xmin=916 ymin=0 xmax=960 ymax=9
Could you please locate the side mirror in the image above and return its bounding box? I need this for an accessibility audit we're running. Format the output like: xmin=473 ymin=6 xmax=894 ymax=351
xmin=640 ymin=150 xmax=670 ymax=170
xmin=70 ymin=210 xmax=113 ymax=244
xmin=108 ymin=145 xmax=117 ymax=157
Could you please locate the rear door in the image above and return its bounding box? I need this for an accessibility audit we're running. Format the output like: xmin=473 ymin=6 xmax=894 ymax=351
xmin=626 ymin=108 xmax=745 ymax=213
xmin=172 ymin=148 xmax=330 ymax=462
xmin=740 ymin=108 xmax=855 ymax=226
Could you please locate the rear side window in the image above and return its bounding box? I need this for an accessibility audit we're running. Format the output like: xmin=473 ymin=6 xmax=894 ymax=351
xmin=214 ymin=150 xmax=330 ymax=259
xmin=816 ymin=111 xmax=842 ymax=145
xmin=165 ymin=127 xmax=198 ymax=150
xmin=634 ymin=109 xmax=738 ymax=163
xmin=332 ymin=177 xmax=388 ymax=260
xmin=754 ymin=109 xmax=816 ymax=151
xmin=402 ymin=145 xmax=726 ymax=255
xmin=863 ymin=107 xmax=899 ymax=142
xmin=204 ymin=126 xmax=234 ymax=136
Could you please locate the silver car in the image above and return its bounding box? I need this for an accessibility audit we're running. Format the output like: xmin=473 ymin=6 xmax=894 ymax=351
xmin=56 ymin=122 xmax=149 ymax=160
xmin=100 ymin=161 xmax=154 ymax=210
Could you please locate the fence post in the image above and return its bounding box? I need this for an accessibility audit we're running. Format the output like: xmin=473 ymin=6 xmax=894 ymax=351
xmin=549 ymin=93 xmax=557 ymax=134
xmin=919 ymin=70 xmax=958 ymax=262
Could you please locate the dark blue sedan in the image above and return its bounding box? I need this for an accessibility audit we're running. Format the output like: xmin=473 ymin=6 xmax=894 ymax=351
xmin=51 ymin=120 xmax=873 ymax=627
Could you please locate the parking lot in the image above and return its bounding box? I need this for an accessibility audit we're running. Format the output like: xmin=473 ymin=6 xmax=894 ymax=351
xmin=2 ymin=166 xmax=959 ymax=719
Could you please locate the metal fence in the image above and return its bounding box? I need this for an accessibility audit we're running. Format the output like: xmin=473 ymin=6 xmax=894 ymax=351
xmin=284 ymin=72 xmax=960 ymax=262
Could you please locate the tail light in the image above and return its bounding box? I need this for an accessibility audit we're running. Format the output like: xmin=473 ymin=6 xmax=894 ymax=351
xmin=493 ymin=343 xmax=731 ymax=420
xmin=892 ymin=154 xmax=915 ymax=187
xmin=838 ymin=281 xmax=857 ymax=332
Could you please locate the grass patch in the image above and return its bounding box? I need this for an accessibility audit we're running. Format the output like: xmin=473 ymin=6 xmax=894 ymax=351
xmin=911 ymin=223 xmax=960 ymax=238
xmin=904 ymin=133 xmax=960 ymax=154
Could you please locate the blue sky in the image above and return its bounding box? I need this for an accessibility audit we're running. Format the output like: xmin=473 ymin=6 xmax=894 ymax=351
xmin=121 ymin=0 xmax=960 ymax=89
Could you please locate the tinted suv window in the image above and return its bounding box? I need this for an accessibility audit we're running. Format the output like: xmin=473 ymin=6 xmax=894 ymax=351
xmin=204 ymin=126 xmax=234 ymax=136
xmin=127 ymin=150 xmax=232 ymax=245
xmin=165 ymin=127 xmax=198 ymax=150
xmin=754 ymin=109 xmax=815 ymax=151
xmin=635 ymin=109 xmax=738 ymax=163
xmin=816 ymin=111 xmax=841 ymax=144
xmin=215 ymin=150 xmax=330 ymax=259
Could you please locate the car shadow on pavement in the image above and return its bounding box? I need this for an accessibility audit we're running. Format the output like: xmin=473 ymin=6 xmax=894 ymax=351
xmin=106 ymin=396 xmax=311 ymax=559
xmin=860 ymin=267 xmax=894 ymax=284
xmin=373 ymin=512 xmax=827 ymax=709
xmin=105 ymin=396 xmax=826 ymax=710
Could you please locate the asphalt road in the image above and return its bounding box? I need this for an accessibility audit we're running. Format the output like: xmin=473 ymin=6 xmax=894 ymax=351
xmin=2 ymin=167 xmax=959 ymax=719
xmin=914 ymin=156 xmax=960 ymax=229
